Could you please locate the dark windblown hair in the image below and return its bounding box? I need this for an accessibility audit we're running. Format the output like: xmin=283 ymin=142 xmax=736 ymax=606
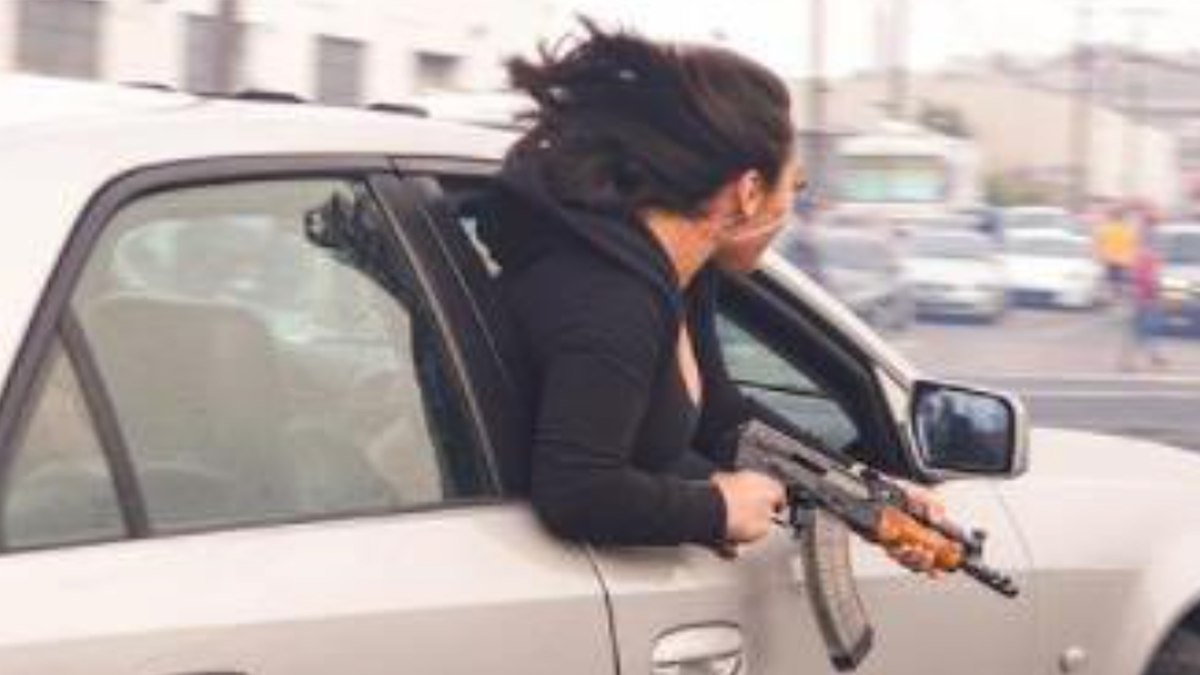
xmin=505 ymin=18 xmax=794 ymax=218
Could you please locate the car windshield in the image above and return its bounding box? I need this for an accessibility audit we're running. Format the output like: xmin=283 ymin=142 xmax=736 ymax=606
xmin=1161 ymin=230 xmax=1200 ymax=265
xmin=907 ymin=233 xmax=990 ymax=259
xmin=1007 ymin=236 xmax=1089 ymax=258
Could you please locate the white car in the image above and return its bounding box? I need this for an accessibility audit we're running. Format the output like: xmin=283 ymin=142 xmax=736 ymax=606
xmin=1003 ymin=229 xmax=1106 ymax=309
xmin=1001 ymin=205 xmax=1086 ymax=238
xmin=3 ymin=75 xmax=1200 ymax=675
xmin=902 ymin=228 xmax=1009 ymax=322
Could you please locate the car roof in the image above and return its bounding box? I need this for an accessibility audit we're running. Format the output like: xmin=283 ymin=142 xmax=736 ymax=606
xmin=405 ymin=90 xmax=535 ymax=129
xmin=0 ymin=75 xmax=514 ymax=160
xmin=0 ymin=76 xmax=514 ymax=377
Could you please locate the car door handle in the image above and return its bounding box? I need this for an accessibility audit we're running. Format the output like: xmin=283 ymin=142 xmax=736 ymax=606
xmin=651 ymin=623 xmax=744 ymax=675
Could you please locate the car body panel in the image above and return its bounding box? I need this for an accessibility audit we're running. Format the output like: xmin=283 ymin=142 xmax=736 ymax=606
xmin=998 ymin=428 xmax=1200 ymax=674
xmin=764 ymin=252 xmax=1200 ymax=673
xmin=591 ymin=482 xmax=1036 ymax=675
xmin=1002 ymin=231 xmax=1103 ymax=308
xmin=0 ymin=505 xmax=615 ymax=675
xmin=589 ymin=534 xmax=834 ymax=675
xmin=1000 ymin=206 xmax=1085 ymax=238
xmin=847 ymin=478 xmax=1036 ymax=674
xmin=904 ymin=257 xmax=1007 ymax=317
xmin=1003 ymin=255 xmax=1102 ymax=306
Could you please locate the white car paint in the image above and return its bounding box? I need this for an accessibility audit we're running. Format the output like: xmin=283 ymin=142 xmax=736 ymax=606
xmin=1003 ymin=230 xmax=1105 ymax=308
xmin=2 ymin=75 xmax=1200 ymax=675
xmin=1002 ymin=206 xmax=1085 ymax=238
xmin=903 ymin=256 xmax=1008 ymax=319
xmin=0 ymin=75 xmax=511 ymax=385
xmin=996 ymin=429 xmax=1200 ymax=674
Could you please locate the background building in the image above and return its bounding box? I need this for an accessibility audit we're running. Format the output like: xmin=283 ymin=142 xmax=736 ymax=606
xmin=806 ymin=69 xmax=1183 ymax=209
xmin=1006 ymin=47 xmax=1200 ymax=206
xmin=0 ymin=0 xmax=555 ymax=104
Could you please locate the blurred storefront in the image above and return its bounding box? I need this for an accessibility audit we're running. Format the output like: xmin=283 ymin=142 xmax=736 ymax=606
xmin=808 ymin=70 xmax=1183 ymax=211
xmin=0 ymin=0 xmax=555 ymax=103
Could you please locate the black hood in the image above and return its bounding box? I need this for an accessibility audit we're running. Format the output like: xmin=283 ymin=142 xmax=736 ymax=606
xmin=477 ymin=151 xmax=686 ymax=317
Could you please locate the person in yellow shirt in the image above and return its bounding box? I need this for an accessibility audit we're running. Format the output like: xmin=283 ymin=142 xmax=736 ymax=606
xmin=1095 ymin=207 xmax=1139 ymax=296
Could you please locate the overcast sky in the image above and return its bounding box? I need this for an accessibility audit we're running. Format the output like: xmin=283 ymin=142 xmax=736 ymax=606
xmin=550 ymin=0 xmax=1200 ymax=78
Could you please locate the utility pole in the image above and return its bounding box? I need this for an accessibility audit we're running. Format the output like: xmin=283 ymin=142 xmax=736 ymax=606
xmin=884 ymin=0 xmax=910 ymax=120
xmin=1069 ymin=0 xmax=1094 ymax=212
xmin=213 ymin=0 xmax=245 ymax=94
xmin=809 ymin=0 xmax=829 ymax=198
xmin=1119 ymin=6 xmax=1164 ymax=200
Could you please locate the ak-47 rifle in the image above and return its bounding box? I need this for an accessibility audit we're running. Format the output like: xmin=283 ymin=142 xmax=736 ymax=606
xmin=736 ymin=420 xmax=1019 ymax=671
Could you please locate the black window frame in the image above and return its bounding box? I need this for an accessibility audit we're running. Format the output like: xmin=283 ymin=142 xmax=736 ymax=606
xmin=0 ymin=155 xmax=507 ymax=554
xmin=384 ymin=158 xmax=531 ymax=493
xmin=716 ymin=273 xmax=914 ymax=476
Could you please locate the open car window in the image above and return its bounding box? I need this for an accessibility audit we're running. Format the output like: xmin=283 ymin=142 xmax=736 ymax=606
xmin=716 ymin=309 xmax=860 ymax=453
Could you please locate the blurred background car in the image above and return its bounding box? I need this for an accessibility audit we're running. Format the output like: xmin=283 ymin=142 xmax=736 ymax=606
xmin=999 ymin=206 xmax=1087 ymax=239
xmin=958 ymin=205 xmax=1004 ymax=241
xmin=811 ymin=227 xmax=914 ymax=331
xmin=774 ymin=213 xmax=914 ymax=332
xmin=902 ymin=228 xmax=1008 ymax=323
xmin=771 ymin=215 xmax=823 ymax=280
xmin=1001 ymin=229 xmax=1105 ymax=309
xmin=895 ymin=213 xmax=980 ymax=235
xmin=1158 ymin=223 xmax=1200 ymax=335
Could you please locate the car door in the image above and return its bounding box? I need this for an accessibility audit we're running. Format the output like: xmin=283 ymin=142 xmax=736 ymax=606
xmin=691 ymin=283 xmax=1036 ymax=675
xmin=0 ymin=159 xmax=615 ymax=675
xmin=409 ymin=167 xmax=1035 ymax=675
xmin=575 ymin=302 xmax=860 ymax=675
xmin=414 ymin=168 xmax=835 ymax=675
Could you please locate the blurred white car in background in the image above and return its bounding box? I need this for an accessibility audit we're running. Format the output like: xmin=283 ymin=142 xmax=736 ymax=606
xmin=812 ymin=228 xmax=914 ymax=331
xmin=902 ymin=228 xmax=1008 ymax=322
xmin=775 ymin=224 xmax=915 ymax=332
xmin=1000 ymin=205 xmax=1085 ymax=238
xmin=1002 ymin=230 xmax=1105 ymax=309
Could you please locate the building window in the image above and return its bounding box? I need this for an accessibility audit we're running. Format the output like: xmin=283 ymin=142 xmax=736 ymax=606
xmin=181 ymin=13 xmax=240 ymax=94
xmin=415 ymin=51 xmax=462 ymax=93
xmin=15 ymin=0 xmax=104 ymax=79
xmin=315 ymin=36 xmax=365 ymax=106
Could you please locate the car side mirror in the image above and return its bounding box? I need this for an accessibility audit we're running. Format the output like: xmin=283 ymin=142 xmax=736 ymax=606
xmin=909 ymin=380 xmax=1029 ymax=478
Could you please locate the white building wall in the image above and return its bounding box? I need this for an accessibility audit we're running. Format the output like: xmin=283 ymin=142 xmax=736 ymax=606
xmin=105 ymin=0 xmax=180 ymax=84
xmin=0 ymin=0 xmax=16 ymax=73
xmin=0 ymin=0 xmax=552 ymax=100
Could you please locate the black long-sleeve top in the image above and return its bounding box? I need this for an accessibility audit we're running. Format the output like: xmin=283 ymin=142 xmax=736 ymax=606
xmin=478 ymin=153 xmax=750 ymax=546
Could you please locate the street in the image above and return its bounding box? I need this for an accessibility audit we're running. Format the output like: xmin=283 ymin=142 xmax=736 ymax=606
xmin=892 ymin=306 xmax=1200 ymax=450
